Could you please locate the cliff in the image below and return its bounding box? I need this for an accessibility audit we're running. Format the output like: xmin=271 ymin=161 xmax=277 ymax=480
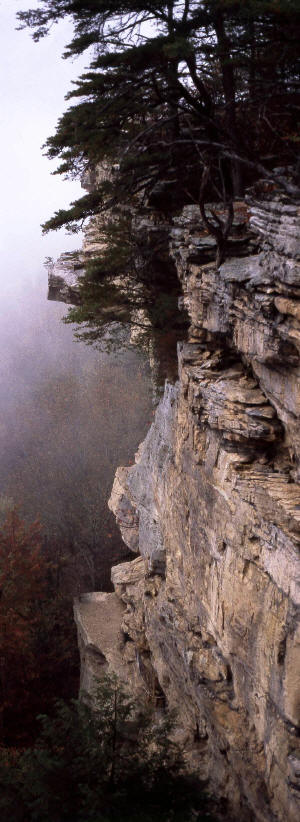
xmin=75 ymin=188 xmax=300 ymax=821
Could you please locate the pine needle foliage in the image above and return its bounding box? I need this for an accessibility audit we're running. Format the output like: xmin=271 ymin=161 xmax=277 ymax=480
xmin=62 ymin=210 xmax=185 ymax=356
xmin=18 ymin=1 xmax=300 ymax=232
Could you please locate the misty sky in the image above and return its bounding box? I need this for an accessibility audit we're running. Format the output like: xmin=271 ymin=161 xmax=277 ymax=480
xmin=0 ymin=0 xmax=86 ymax=278
xmin=0 ymin=2 xmax=153 ymax=581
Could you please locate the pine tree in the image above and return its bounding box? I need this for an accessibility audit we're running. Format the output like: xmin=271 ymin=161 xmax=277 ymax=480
xmin=18 ymin=0 xmax=300 ymax=237
xmin=18 ymin=2 xmax=300 ymax=334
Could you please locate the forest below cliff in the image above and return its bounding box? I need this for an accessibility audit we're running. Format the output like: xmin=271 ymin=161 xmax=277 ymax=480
xmin=0 ymin=2 xmax=299 ymax=820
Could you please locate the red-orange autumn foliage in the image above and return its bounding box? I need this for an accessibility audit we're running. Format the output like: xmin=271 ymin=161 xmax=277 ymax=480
xmin=0 ymin=510 xmax=79 ymax=745
xmin=0 ymin=510 xmax=46 ymax=655
xmin=0 ymin=510 xmax=48 ymax=741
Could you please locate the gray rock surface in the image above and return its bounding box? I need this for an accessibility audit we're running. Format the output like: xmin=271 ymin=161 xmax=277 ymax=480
xmin=47 ymin=252 xmax=83 ymax=304
xmin=76 ymin=188 xmax=300 ymax=821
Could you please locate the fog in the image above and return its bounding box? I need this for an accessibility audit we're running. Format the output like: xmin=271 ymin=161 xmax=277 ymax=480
xmin=0 ymin=2 xmax=152 ymax=589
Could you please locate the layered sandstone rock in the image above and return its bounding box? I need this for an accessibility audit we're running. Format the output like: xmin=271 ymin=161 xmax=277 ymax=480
xmin=76 ymin=189 xmax=300 ymax=821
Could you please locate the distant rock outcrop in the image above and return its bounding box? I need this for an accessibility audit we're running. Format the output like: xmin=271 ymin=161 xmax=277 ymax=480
xmin=47 ymin=252 xmax=83 ymax=304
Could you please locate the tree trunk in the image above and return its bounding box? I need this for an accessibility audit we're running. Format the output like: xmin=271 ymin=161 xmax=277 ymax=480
xmin=213 ymin=11 xmax=243 ymax=197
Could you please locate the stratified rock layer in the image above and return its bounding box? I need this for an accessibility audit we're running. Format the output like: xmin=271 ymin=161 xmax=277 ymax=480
xmin=78 ymin=190 xmax=300 ymax=821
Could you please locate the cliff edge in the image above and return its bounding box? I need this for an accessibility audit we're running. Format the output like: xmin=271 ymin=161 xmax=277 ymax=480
xmin=76 ymin=188 xmax=300 ymax=821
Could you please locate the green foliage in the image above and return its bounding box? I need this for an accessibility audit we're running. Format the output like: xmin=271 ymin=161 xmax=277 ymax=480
xmin=58 ymin=207 xmax=185 ymax=360
xmin=42 ymin=191 xmax=105 ymax=233
xmin=18 ymin=1 xmax=300 ymax=236
xmin=0 ymin=676 xmax=217 ymax=821
xmin=17 ymin=2 xmax=300 ymax=354
xmin=61 ymin=212 xmax=140 ymax=349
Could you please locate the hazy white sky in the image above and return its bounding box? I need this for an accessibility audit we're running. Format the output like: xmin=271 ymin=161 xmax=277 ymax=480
xmin=0 ymin=0 xmax=86 ymax=274
xmin=0 ymin=2 xmax=153 ymax=548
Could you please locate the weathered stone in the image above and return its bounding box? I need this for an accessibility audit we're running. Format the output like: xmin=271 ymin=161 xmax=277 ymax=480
xmin=47 ymin=253 xmax=83 ymax=304
xmin=108 ymin=467 xmax=140 ymax=553
xmin=73 ymin=190 xmax=300 ymax=822
xmin=173 ymin=196 xmax=300 ymax=475
xmin=74 ymin=592 xmax=126 ymax=695
xmin=109 ymin=384 xmax=178 ymax=575
xmin=74 ymin=589 xmax=148 ymax=701
xmin=105 ymin=193 xmax=300 ymax=821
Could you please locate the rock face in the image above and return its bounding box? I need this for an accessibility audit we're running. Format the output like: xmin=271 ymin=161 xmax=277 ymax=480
xmin=48 ymin=252 xmax=83 ymax=304
xmin=76 ymin=190 xmax=300 ymax=821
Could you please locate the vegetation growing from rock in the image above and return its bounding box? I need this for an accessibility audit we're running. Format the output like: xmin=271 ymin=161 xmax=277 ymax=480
xmin=18 ymin=1 xmax=300 ymax=347
xmin=18 ymin=1 xmax=300 ymax=233
xmin=61 ymin=210 xmax=185 ymax=358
